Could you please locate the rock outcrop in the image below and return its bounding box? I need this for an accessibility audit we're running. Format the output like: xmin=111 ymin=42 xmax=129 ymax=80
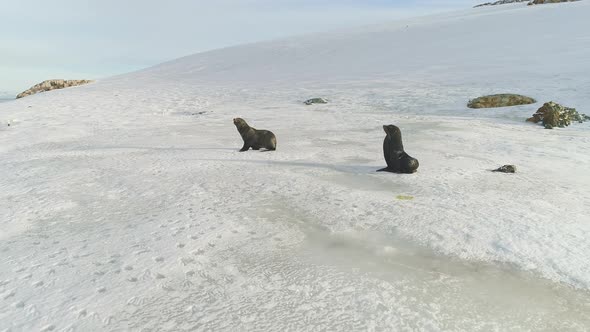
xmin=304 ymin=98 xmax=328 ymax=105
xmin=475 ymin=0 xmax=578 ymax=7
xmin=526 ymin=101 xmax=589 ymax=129
xmin=475 ymin=0 xmax=528 ymax=8
xmin=527 ymin=0 xmax=580 ymax=5
xmin=16 ymin=79 xmax=93 ymax=99
xmin=492 ymin=165 xmax=516 ymax=173
xmin=467 ymin=94 xmax=536 ymax=109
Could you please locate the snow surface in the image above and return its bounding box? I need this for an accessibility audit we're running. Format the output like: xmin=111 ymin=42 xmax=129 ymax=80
xmin=2 ymin=1 xmax=590 ymax=331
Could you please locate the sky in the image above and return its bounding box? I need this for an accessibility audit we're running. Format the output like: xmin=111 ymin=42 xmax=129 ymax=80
xmin=0 ymin=0 xmax=479 ymax=96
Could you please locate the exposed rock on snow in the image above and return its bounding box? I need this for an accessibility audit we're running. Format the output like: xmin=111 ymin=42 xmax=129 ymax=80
xmin=492 ymin=165 xmax=517 ymax=173
xmin=528 ymin=0 xmax=581 ymax=5
xmin=526 ymin=101 xmax=588 ymax=128
xmin=474 ymin=0 xmax=579 ymax=6
xmin=475 ymin=0 xmax=528 ymax=8
xmin=304 ymin=97 xmax=328 ymax=105
xmin=16 ymin=79 xmax=93 ymax=99
xmin=467 ymin=94 xmax=536 ymax=109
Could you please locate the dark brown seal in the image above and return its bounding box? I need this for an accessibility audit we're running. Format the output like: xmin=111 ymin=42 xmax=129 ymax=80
xmin=233 ymin=118 xmax=277 ymax=152
xmin=377 ymin=124 xmax=419 ymax=174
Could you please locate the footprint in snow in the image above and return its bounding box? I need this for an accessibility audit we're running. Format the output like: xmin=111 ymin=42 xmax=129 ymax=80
xmin=12 ymin=301 xmax=25 ymax=308
xmin=127 ymin=296 xmax=147 ymax=306
xmin=192 ymin=249 xmax=205 ymax=256
xmin=153 ymin=256 xmax=165 ymax=263
xmin=2 ymin=289 xmax=16 ymax=300
xmin=40 ymin=324 xmax=55 ymax=332
xmin=103 ymin=315 xmax=114 ymax=326
xmin=77 ymin=309 xmax=87 ymax=318
xmin=179 ymin=257 xmax=195 ymax=266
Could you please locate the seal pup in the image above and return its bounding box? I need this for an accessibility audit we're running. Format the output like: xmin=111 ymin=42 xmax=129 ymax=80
xmin=377 ymin=124 xmax=419 ymax=173
xmin=233 ymin=118 xmax=277 ymax=152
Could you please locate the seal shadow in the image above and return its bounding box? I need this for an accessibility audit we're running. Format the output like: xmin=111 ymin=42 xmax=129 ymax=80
xmin=197 ymin=158 xmax=416 ymax=182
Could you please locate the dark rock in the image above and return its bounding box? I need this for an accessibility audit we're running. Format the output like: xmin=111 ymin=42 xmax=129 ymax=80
xmin=17 ymin=79 xmax=93 ymax=99
xmin=467 ymin=94 xmax=536 ymax=109
xmin=474 ymin=0 xmax=528 ymax=7
xmin=527 ymin=0 xmax=580 ymax=5
xmin=304 ymin=98 xmax=328 ymax=105
xmin=526 ymin=101 xmax=587 ymax=128
xmin=492 ymin=165 xmax=516 ymax=173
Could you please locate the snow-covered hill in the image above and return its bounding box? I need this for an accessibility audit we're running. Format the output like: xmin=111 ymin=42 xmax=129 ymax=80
xmin=1 ymin=1 xmax=590 ymax=331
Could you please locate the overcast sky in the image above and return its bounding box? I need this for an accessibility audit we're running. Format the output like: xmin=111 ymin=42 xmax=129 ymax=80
xmin=0 ymin=0 xmax=478 ymax=95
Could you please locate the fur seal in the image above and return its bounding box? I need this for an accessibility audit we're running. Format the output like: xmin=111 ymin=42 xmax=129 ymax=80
xmin=233 ymin=118 xmax=277 ymax=152
xmin=377 ymin=124 xmax=419 ymax=173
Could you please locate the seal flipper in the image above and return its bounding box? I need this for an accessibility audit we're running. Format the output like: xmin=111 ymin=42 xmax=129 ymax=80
xmin=239 ymin=143 xmax=250 ymax=152
xmin=377 ymin=167 xmax=394 ymax=172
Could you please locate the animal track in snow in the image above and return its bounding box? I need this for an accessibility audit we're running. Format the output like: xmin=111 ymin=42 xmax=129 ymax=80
xmin=103 ymin=315 xmax=114 ymax=326
xmin=133 ymin=249 xmax=151 ymax=256
xmin=40 ymin=324 xmax=55 ymax=332
xmin=192 ymin=249 xmax=205 ymax=256
xmin=127 ymin=296 xmax=147 ymax=306
xmin=179 ymin=257 xmax=195 ymax=266
xmin=77 ymin=309 xmax=88 ymax=318
xmin=141 ymin=269 xmax=153 ymax=280
xmin=2 ymin=289 xmax=16 ymax=300
xmin=159 ymin=282 xmax=175 ymax=292
xmin=25 ymin=304 xmax=38 ymax=317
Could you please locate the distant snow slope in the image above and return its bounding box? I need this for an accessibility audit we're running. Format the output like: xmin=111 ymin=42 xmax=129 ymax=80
xmin=1 ymin=1 xmax=590 ymax=331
